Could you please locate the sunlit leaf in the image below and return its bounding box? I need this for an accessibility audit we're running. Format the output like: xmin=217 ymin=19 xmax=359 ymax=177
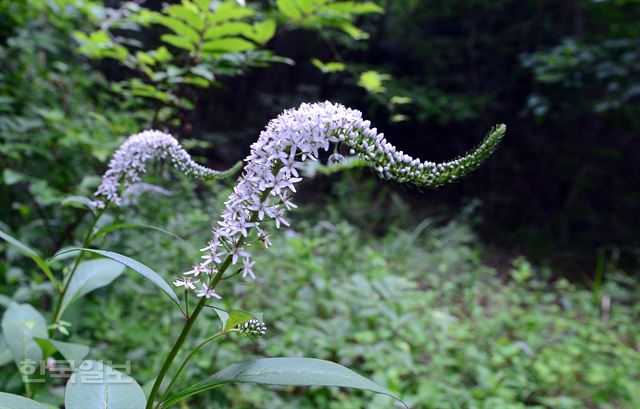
xmin=201 ymin=38 xmax=255 ymax=54
xmin=161 ymin=34 xmax=196 ymax=52
xmin=311 ymin=59 xmax=346 ymax=73
xmin=204 ymin=22 xmax=253 ymax=40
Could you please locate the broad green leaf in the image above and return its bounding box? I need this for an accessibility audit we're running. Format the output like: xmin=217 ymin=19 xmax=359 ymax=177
xmin=190 ymin=65 xmax=215 ymax=81
xmin=201 ymin=38 xmax=256 ymax=54
xmin=61 ymin=196 xmax=97 ymax=214
xmin=65 ymin=360 xmax=146 ymax=409
xmin=276 ymin=0 xmax=304 ymax=19
xmin=336 ymin=21 xmax=369 ymax=40
xmin=154 ymin=16 xmax=200 ymax=44
xmin=247 ymin=20 xmax=277 ymax=44
xmin=184 ymin=76 xmax=210 ymax=88
xmin=153 ymin=46 xmax=172 ymax=63
xmin=214 ymin=309 xmax=254 ymax=333
xmin=1 ymin=303 xmax=48 ymax=365
xmin=59 ymin=259 xmax=125 ymax=317
xmin=129 ymin=81 xmax=172 ymax=103
xmin=0 ymin=228 xmax=58 ymax=288
xmin=161 ymin=34 xmax=196 ymax=51
xmin=319 ymin=1 xmax=384 ymax=15
xmin=162 ymin=358 xmax=405 ymax=408
xmin=54 ymin=249 xmax=181 ymax=310
xmin=33 ymin=338 xmax=90 ymax=364
xmin=204 ymin=22 xmax=253 ymax=40
xmin=91 ymin=223 xmax=185 ymax=242
xmin=0 ymin=392 xmax=48 ymax=409
xmin=358 ymin=70 xmax=390 ymax=93
xmin=165 ymin=5 xmax=205 ymax=32
xmin=135 ymin=51 xmax=155 ymax=66
xmin=208 ymin=2 xmax=255 ymax=23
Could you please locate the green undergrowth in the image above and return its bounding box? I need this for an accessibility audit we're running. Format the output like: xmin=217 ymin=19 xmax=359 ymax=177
xmin=51 ymin=196 xmax=639 ymax=409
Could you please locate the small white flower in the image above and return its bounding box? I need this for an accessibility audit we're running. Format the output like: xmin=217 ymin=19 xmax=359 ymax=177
xmin=196 ymin=284 xmax=222 ymax=299
xmin=231 ymin=247 xmax=251 ymax=265
xmin=242 ymin=258 xmax=256 ymax=279
xmin=174 ymin=277 xmax=198 ymax=290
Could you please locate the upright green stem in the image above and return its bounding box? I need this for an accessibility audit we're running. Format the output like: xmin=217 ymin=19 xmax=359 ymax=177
xmin=49 ymin=203 xmax=109 ymax=333
xmin=147 ymin=188 xmax=271 ymax=409
xmin=146 ymin=240 xmax=242 ymax=409
xmin=158 ymin=331 xmax=226 ymax=403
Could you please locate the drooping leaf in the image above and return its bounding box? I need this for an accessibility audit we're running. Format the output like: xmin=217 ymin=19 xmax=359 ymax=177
xmin=65 ymin=360 xmax=146 ymax=409
xmin=201 ymin=38 xmax=256 ymax=54
xmin=162 ymin=358 xmax=405 ymax=408
xmin=59 ymin=259 xmax=125 ymax=317
xmin=61 ymin=195 xmax=97 ymax=214
xmin=154 ymin=15 xmax=200 ymax=44
xmin=53 ymin=249 xmax=181 ymax=310
xmin=33 ymin=338 xmax=90 ymax=364
xmin=0 ymin=228 xmax=58 ymax=288
xmin=91 ymin=223 xmax=185 ymax=242
xmin=204 ymin=21 xmax=253 ymax=40
xmin=165 ymin=4 xmax=205 ymax=32
xmin=1 ymin=303 xmax=48 ymax=365
xmin=0 ymin=392 xmax=48 ymax=409
xmin=161 ymin=34 xmax=196 ymax=52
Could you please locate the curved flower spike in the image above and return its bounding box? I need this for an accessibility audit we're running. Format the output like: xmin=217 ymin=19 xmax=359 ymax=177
xmin=180 ymin=101 xmax=505 ymax=297
xmin=93 ymin=130 xmax=242 ymax=208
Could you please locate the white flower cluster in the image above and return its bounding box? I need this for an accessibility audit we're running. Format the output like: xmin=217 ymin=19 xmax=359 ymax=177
xmin=94 ymin=130 xmax=239 ymax=208
xmin=176 ymin=101 xmax=505 ymax=299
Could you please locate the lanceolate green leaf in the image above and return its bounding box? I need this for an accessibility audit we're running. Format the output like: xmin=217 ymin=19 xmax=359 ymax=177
xmin=61 ymin=195 xmax=97 ymax=214
xmin=0 ymin=392 xmax=48 ymax=409
xmin=1 ymin=303 xmax=48 ymax=365
xmin=162 ymin=358 xmax=405 ymax=408
xmin=91 ymin=223 xmax=186 ymax=242
xmin=65 ymin=360 xmax=147 ymax=409
xmin=54 ymin=249 xmax=181 ymax=311
xmin=201 ymin=38 xmax=256 ymax=54
xmin=0 ymin=228 xmax=59 ymax=288
xmin=59 ymin=259 xmax=125 ymax=317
